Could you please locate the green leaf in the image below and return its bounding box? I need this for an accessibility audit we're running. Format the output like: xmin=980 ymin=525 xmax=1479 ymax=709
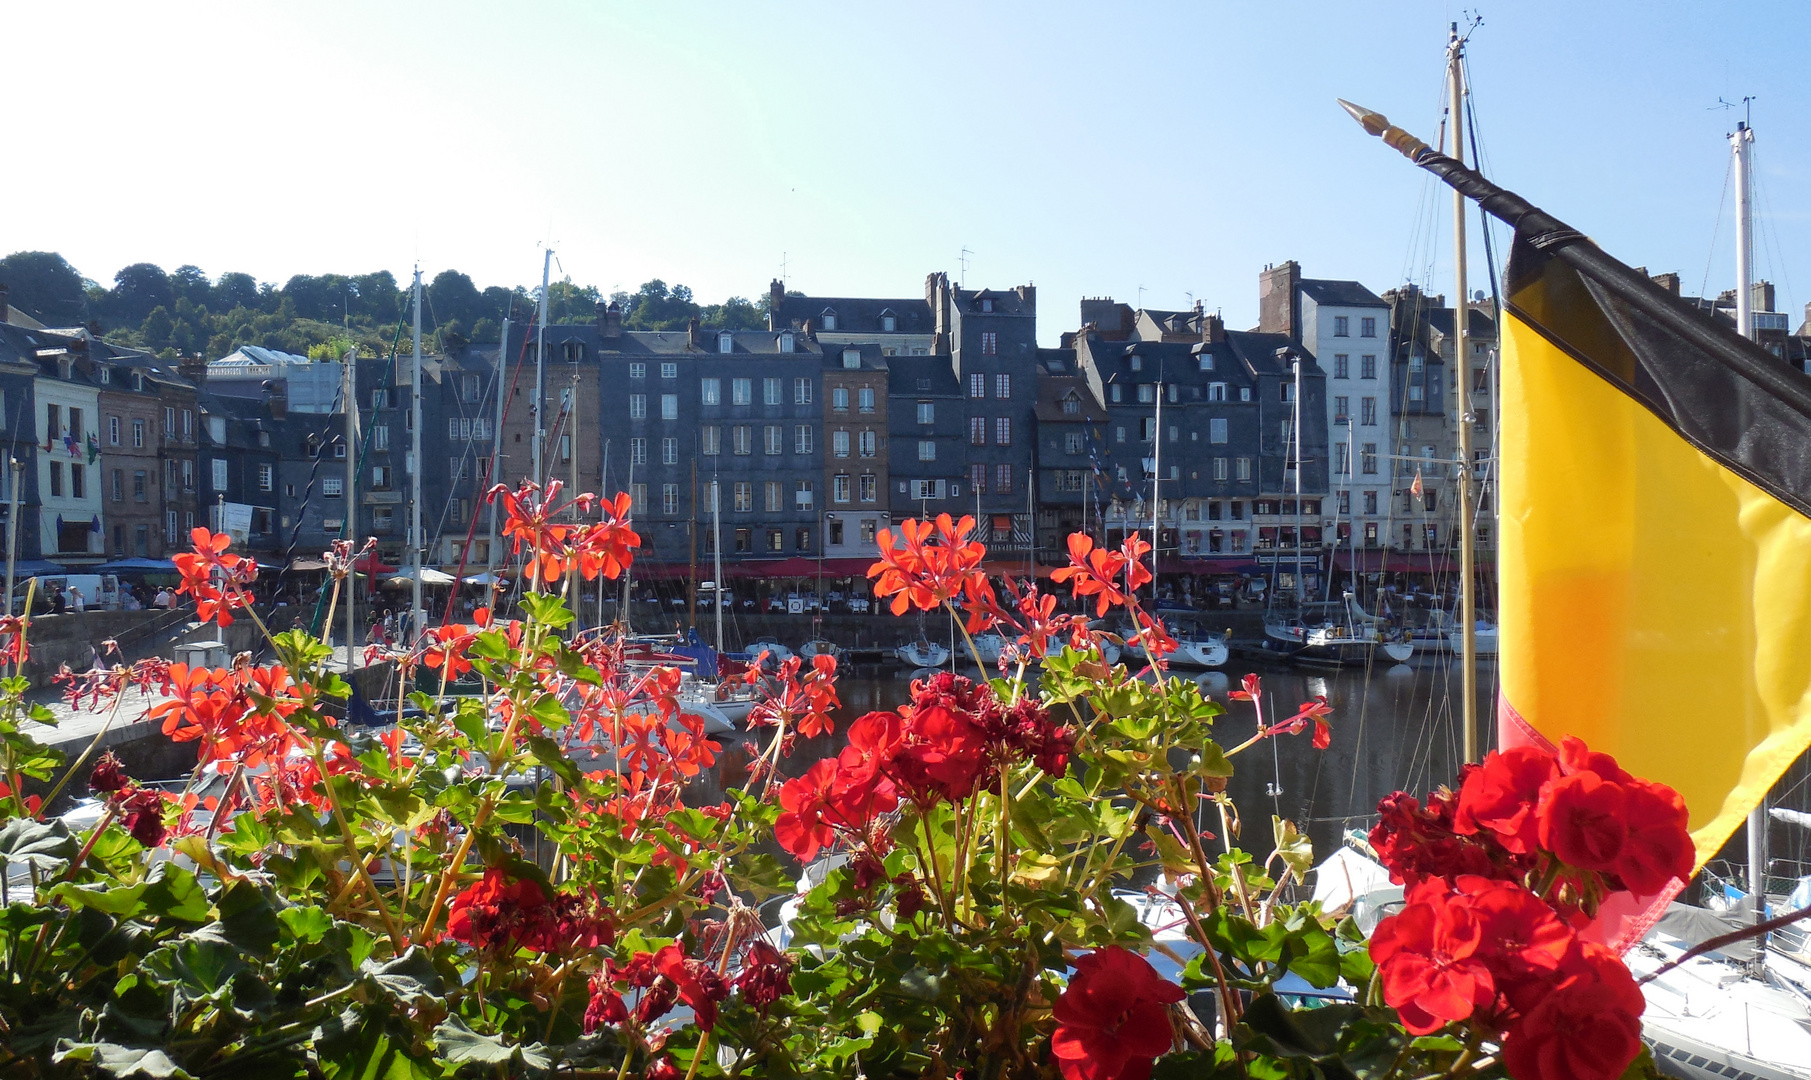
xmin=517 ymin=592 xmax=574 ymax=629
xmin=1271 ymin=817 xmax=1314 ymax=879
xmin=433 ymin=1016 xmax=551 ymax=1070
xmin=726 ymin=853 xmax=791 ymax=900
xmin=1410 ymin=1035 xmax=1464 ymax=1052
xmin=0 ymin=816 xmax=75 ymax=870
xmin=360 ymin=947 xmax=444 ymax=1004
xmin=897 ymin=966 xmax=943 ymax=1001
xmin=211 ymin=880 xmax=281 ymax=956
xmin=138 ymin=863 xmax=211 ymax=922
xmin=53 ymin=1043 xmax=194 ymax=1079
xmin=279 ymin=905 xmax=333 ymax=946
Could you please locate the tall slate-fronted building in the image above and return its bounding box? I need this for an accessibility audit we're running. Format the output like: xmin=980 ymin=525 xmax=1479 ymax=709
xmin=934 ymin=275 xmax=1040 ymax=549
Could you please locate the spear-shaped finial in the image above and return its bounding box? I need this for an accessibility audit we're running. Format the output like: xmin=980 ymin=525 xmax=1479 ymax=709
xmin=1337 ymin=98 xmax=1434 ymax=163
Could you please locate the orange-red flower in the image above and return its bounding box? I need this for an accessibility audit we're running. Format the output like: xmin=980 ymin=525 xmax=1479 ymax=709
xmin=1050 ymin=947 xmax=1183 ymax=1080
xmin=868 ymin=514 xmax=987 ymax=615
xmin=491 ymin=481 xmax=640 ymax=585
xmin=1051 ymin=533 xmax=1152 ymax=618
xmin=173 ymin=528 xmax=255 ymax=627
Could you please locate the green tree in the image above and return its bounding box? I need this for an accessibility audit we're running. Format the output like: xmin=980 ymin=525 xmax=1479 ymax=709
xmin=171 ymin=264 xmax=212 ymax=307
xmin=215 ymin=271 xmax=261 ymax=312
xmin=140 ymin=305 xmax=175 ymax=350
xmin=109 ymin=262 xmax=176 ymax=325
xmin=428 ymin=270 xmax=483 ymax=329
xmin=0 ymin=250 xmax=89 ymax=324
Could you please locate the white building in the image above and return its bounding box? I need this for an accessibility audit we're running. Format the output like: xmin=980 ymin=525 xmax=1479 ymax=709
xmin=34 ymin=352 xmax=105 ymax=564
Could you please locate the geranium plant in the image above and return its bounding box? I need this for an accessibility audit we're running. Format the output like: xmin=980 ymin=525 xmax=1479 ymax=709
xmin=0 ymin=494 xmax=1686 ymax=1080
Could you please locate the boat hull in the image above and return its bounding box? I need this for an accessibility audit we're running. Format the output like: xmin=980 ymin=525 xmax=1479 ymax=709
xmin=896 ymin=643 xmax=951 ymax=667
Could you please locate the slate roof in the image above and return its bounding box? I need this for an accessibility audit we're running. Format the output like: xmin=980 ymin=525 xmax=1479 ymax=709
xmin=1225 ymin=330 xmax=1321 ymax=376
xmin=772 ymin=296 xmax=933 ymax=335
xmin=955 ymin=287 xmax=1034 ymax=317
xmin=886 ymin=355 xmax=960 ymax=396
xmin=529 ymin=325 xmax=825 ymax=358
xmin=1034 ymin=374 xmax=1105 ymax=423
xmin=1299 ymin=279 xmax=1388 ymax=308
xmin=821 ymin=343 xmax=890 ymax=373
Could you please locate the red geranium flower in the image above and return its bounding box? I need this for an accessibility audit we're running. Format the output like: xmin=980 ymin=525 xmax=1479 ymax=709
xmin=1536 ymin=770 xmax=1628 ymax=872
xmin=1369 ymin=878 xmax=1494 ymax=1034
xmin=868 ymin=514 xmax=988 ymax=615
xmin=1051 ymin=533 xmax=1151 ymax=618
xmin=1501 ymin=942 xmax=1645 ymax=1080
xmin=1453 ymin=745 xmax=1559 ymax=854
xmin=1615 ymin=778 xmax=1693 ymax=894
xmin=1050 ymin=946 xmax=1182 ymax=1080
xmin=654 ymin=944 xmax=728 ymax=1031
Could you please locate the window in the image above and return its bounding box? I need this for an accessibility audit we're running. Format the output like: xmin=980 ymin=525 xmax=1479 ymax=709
xmin=1168 ymin=383 xmax=1180 ymax=404
xmin=701 ymin=426 xmax=720 ymax=455
xmin=732 ymin=378 xmax=751 ymax=405
xmin=917 ymin=401 xmax=934 ymax=424
xmin=1065 ymin=432 xmax=1084 ymax=454
xmin=1138 ymin=384 xmax=1155 ymax=404
xmin=701 ymin=378 xmax=720 ymax=405
xmin=1115 ymin=425 xmax=1126 ymax=443
xmin=778 ymin=331 xmax=794 ymax=353
xmin=1363 ymin=490 xmax=1378 ymax=515
xmin=1279 ymin=382 xmax=1294 ymax=402
xmin=1330 ymin=395 xmax=1348 ymax=421
xmin=1130 ymin=355 xmax=1142 ymax=372
xmin=257 ymin=464 xmax=271 ymax=492
xmin=1199 ymin=353 xmax=1215 ymax=371
xmin=183 ymin=460 xmax=194 ymax=490
xmin=629 ymin=394 xmax=646 ymax=419
xmin=372 ymin=465 xmax=393 ymax=490
xmin=1240 ymin=386 xmax=1252 ymax=402
xmin=734 ymin=527 xmax=751 ymax=552
xmin=1474 ymin=367 xmax=1491 ymax=393
xmin=734 ymin=482 xmax=752 ymax=512
xmin=995 ymin=464 xmax=1013 ymax=494
xmin=834 ymin=474 xmax=851 ymax=502
xmin=969 ymin=373 xmax=985 ymax=398
xmin=662 ymin=437 xmax=678 ymax=465
xmin=732 ymin=426 xmax=751 ymax=455
xmin=1333 ymin=354 xmax=1349 ymax=379
xmin=795 ymin=378 xmax=812 ymax=404
xmin=795 ymin=480 xmax=814 ymax=510
xmin=858 ymin=387 xmax=874 ymax=413
xmin=1334 ymin=316 xmax=1350 ymax=337
xmin=211 ymin=458 xmax=228 ymax=491
xmin=371 ymin=388 xmax=391 ymax=409
xmin=832 ymin=387 xmax=849 ymax=412
xmin=716 ymin=331 xmax=734 ymax=355
xmin=372 ymin=425 xmax=390 ymax=451
xmin=995 ymin=417 xmax=1011 ymax=445
xmin=1361 ymin=316 xmax=1377 ymax=338
xmin=461 ymin=374 xmax=481 ymax=402
xmin=44 ymin=402 xmax=58 ymax=442
xmin=1361 ymin=397 xmax=1377 ymax=425
xmin=970 ymin=463 xmax=987 ymax=494
xmin=107 ymin=416 xmax=120 ymax=445
xmin=1208 ymin=382 xmax=1227 ymax=401
xmin=630 ymin=483 xmax=647 ymax=515
xmin=765 ymin=481 xmax=783 ymax=512
xmin=833 ymin=430 xmax=850 ymax=458
xmin=766 ymin=529 xmax=784 ymax=552
xmin=1361 ymin=354 xmax=1377 ymax=379
xmin=1210 ymin=418 xmax=1228 ymax=444
xmin=981 ymin=331 xmax=997 ymax=355
xmin=630 ymin=438 xmax=647 ymax=465
xmin=764 ymin=378 xmax=780 ymax=405
xmin=1409 ymin=384 xmax=1424 ymax=402
xmin=918 ymin=440 xmax=936 ymax=461
xmin=166 ymin=512 xmax=177 ymax=544
xmin=660 ymin=394 xmax=678 ymax=420
xmin=658 ymin=362 xmax=676 ymax=380
xmin=183 ymin=409 xmax=192 ymax=439
xmin=662 ymin=484 xmax=678 ymax=514
xmin=1361 ymin=443 xmax=1379 ymax=474
xmin=1110 ymin=385 xmax=1122 ymax=403
xmin=110 ymin=469 xmax=122 ymax=500
xmin=820 ymin=310 xmax=838 ymax=331
xmin=858 ymin=430 xmax=876 ymax=457
xmin=795 ymin=425 xmax=812 ymax=454
xmin=1236 ymin=457 xmax=1252 ymax=482
xmin=1140 ymin=417 xmax=1156 ymax=442
xmin=1334 ymin=442 xmax=1348 ymax=474
xmin=995 ymin=373 xmax=1011 ymax=399
xmin=48 ymin=461 xmax=63 ymax=498
xmin=970 ymin=417 xmax=987 ymax=445
xmin=837 ymin=348 xmax=860 ymax=370
xmin=828 ymin=519 xmax=844 ymax=546
xmin=1213 ymin=457 xmax=1228 ymax=481
xmin=859 ymin=473 xmax=876 ymax=502
xmin=323 ymin=476 xmax=343 ymax=498
xmin=764 ymin=425 xmax=782 ymax=455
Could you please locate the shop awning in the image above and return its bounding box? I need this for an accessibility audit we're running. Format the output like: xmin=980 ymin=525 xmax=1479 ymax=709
xmin=1158 ymin=556 xmax=1262 ymax=576
xmin=95 ymin=557 xmax=179 ymax=573
xmin=1330 ymin=551 xmax=1454 ymax=574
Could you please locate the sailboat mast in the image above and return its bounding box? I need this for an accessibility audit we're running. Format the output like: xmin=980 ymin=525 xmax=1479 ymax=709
xmin=1733 ymin=113 xmax=1766 ymax=918
xmin=711 ymin=477 xmax=723 ymax=655
xmin=409 ymin=269 xmax=424 ymax=646
xmin=1291 ymin=357 xmax=1302 ymax=604
xmin=344 ymin=344 xmax=358 ymax=673
xmin=486 ymin=318 xmax=507 ymax=584
xmin=532 ymin=249 xmax=552 ymax=488
xmin=1151 ymin=376 xmax=1162 ymax=586
xmin=1449 ymin=24 xmax=1480 ymax=764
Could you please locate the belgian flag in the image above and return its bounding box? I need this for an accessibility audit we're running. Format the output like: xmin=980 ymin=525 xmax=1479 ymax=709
xmin=1344 ymin=102 xmax=1811 ymax=915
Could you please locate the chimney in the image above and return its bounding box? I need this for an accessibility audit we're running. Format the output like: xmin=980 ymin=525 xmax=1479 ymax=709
xmin=595 ymin=299 xmax=608 ymax=331
xmin=1258 ymin=260 xmax=1301 ymax=342
xmin=178 ymin=355 xmax=208 ymax=387
xmin=1752 ymin=280 xmax=1776 ymax=314
xmin=1204 ymin=313 xmax=1226 ymax=344
xmin=1650 ymin=272 xmax=1681 ymax=297
xmin=927 ymin=271 xmax=949 ymax=353
xmin=601 ymin=300 xmax=623 ymax=338
xmin=686 ymin=316 xmax=701 ymax=348
xmin=768 ymin=279 xmax=785 ymax=330
xmin=1015 ymin=283 xmax=1036 ymax=310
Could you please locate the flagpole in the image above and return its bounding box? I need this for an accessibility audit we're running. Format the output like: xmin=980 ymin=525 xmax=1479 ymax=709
xmin=1733 ymin=113 xmax=1768 ymax=923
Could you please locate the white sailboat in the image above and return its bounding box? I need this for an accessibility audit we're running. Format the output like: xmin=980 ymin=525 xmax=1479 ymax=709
xmin=895 ymin=638 xmax=951 ymax=668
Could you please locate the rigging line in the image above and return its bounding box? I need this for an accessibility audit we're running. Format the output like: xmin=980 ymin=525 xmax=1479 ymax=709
xmin=1463 ymin=75 xmax=1506 ymax=311
xmin=1700 ymin=152 xmax=1735 ymax=302
xmin=441 ymin=328 xmax=536 ymax=622
xmin=1752 ymin=163 xmax=1797 ymax=318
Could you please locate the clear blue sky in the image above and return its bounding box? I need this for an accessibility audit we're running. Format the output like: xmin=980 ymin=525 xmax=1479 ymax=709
xmin=10 ymin=1 xmax=1805 ymax=342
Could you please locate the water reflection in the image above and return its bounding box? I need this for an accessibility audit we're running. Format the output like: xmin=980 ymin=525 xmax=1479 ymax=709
xmin=685 ymin=658 xmax=1494 ymax=867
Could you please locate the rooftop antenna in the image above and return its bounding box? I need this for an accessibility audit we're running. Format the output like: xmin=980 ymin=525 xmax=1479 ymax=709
xmin=779 ymin=251 xmax=788 ymax=282
xmin=1137 ymin=284 xmax=1147 ymax=308
xmin=959 ymin=247 xmax=973 ymax=287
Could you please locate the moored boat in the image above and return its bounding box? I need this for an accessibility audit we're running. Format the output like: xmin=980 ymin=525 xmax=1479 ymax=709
xmin=896 ymin=639 xmax=950 ymax=668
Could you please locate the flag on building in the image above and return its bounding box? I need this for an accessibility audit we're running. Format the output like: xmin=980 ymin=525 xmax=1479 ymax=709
xmin=1409 ymin=467 xmax=1423 ymax=501
xmin=1495 ymin=199 xmax=1811 ymax=900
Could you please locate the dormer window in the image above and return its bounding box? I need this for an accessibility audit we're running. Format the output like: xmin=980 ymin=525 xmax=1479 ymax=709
xmin=778 ymin=332 xmax=794 ymax=353
xmin=1198 ymin=354 xmax=1214 ymax=372
xmin=718 ymin=331 xmax=734 ymax=354
xmin=820 ymin=309 xmax=838 ymax=331
xmin=562 ymin=341 xmax=583 ymax=363
xmin=980 ymin=298 xmax=993 ymax=313
xmin=98 ymin=366 xmax=111 ymax=385
xmin=842 ymin=348 xmax=861 ymax=369
xmin=132 ymin=372 xmax=145 ymax=391
xmin=879 ymin=310 xmax=897 ymax=332
xmin=1130 ymin=355 xmax=1142 ymax=372
xmin=1062 ymin=393 xmax=1081 ymax=415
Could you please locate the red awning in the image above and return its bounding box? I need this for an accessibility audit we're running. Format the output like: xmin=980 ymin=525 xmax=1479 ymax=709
xmin=820 ymin=558 xmax=877 ymax=577
xmin=1159 ymin=556 xmax=1262 ymax=576
xmin=1330 ymin=551 xmax=1454 ymax=574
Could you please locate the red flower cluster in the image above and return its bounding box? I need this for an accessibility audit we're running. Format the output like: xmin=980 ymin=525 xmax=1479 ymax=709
xmin=1367 ymin=738 xmax=1684 ymax=1080
xmin=746 ymin=653 xmax=840 ymax=740
xmin=1050 ymin=946 xmax=1182 ymax=1080
xmin=445 ymin=868 xmax=615 ymax=954
xmin=148 ymin=662 xmax=303 ymax=767
xmin=1371 ymin=737 xmax=1693 ymax=907
xmin=88 ymin=751 xmax=168 ymax=846
xmin=584 ymin=943 xmax=728 ymax=1033
xmin=1371 ymin=875 xmax=1643 ymax=1080
xmin=490 ymin=481 xmax=641 ymax=585
xmin=1051 ymin=533 xmax=1153 ymax=618
xmin=868 ymin=514 xmax=987 ymax=615
xmin=173 ymin=528 xmax=257 ymax=627
xmin=774 ymin=672 xmax=1073 ymax=862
